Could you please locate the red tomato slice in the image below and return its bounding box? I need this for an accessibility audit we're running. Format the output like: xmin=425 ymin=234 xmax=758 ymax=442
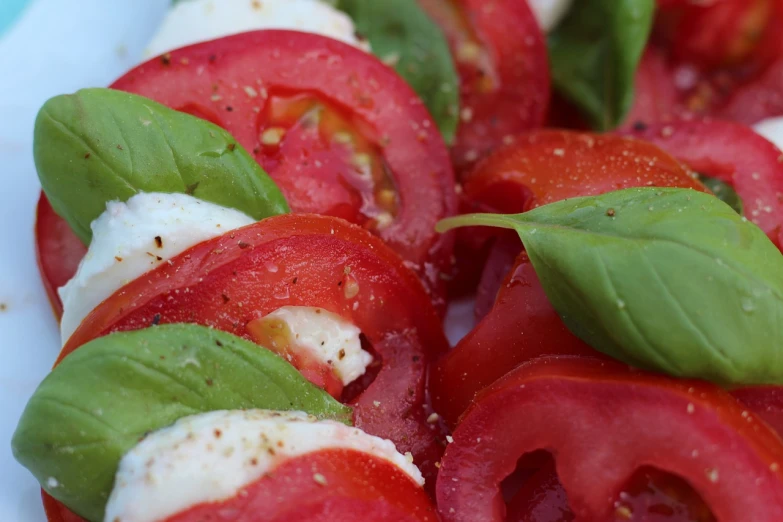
xmin=168 ymin=449 xmax=437 ymax=522
xmin=41 ymin=449 xmax=437 ymax=522
xmin=623 ymin=48 xmax=684 ymax=128
xmin=58 ymin=214 xmax=448 ymax=485
xmin=432 ymin=131 xmax=709 ymax=426
xmin=732 ymin=386 xmax=783 ymax=438
xmin=110 ymin=30 xmax=456 ymax=312
xmin=431 ymin=252 xmax=596 ymax=427
xmin=437 ymin=356 xmax=783 ymax=522
xmin=418 ymin=0 xmax=549 ymax=173
xmin=505 ymin=460 xmax=573 ymax=522
xmin=624 ymin=119 xmax=783 ymax=249
xmin=35 ymin=194 xmax=86 ymax=320
xmin=720 ymin=57 xmax=783 ymax=124
xmin=450 ymin=130 xmax=704 ymax=298
xmin=42 ymin=491 xmax=84 ymax=522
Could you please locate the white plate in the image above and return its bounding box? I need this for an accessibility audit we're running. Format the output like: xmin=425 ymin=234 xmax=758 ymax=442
xmin=0 ymin=1 xmax=167 ymax=519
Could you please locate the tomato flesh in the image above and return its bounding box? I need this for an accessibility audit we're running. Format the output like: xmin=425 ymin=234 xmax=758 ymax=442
xmin=255 ymin=92 xmax=398 ymax=229
xmin=35 ymin=194 xmax=86 ymax=320
xmin=111 ymin=30 xmax=456 ymax=312
xmin=58 ymin=214 xmax=448 ymax=485
xmin=419 ymin=0 xmax=550 ymax=172
xmin=624 ymin=119 xmax=783 ymax=250
xmin=166 ymin=449 xmax=437 ymax=522
xmin=436 ymin=356 xmax=783 ymax=521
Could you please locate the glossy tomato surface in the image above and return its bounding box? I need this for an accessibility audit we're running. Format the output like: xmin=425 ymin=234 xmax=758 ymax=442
xmin=419 ymin=0 xmax=549 ymax=173
xmin=58 ymin=214 xmax=448 ymax=485
xmin=111 ymin=30 xmax=456 ymax=312
xmin=437 ymin=357 xmax=783 ymax=522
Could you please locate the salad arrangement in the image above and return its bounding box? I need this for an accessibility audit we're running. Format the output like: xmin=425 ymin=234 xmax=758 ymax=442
xmin=12 ymin=0 xmax=783 ymax=520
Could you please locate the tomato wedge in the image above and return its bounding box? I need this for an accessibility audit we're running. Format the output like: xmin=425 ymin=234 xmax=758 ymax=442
xmin=624 ymin=118 xmax=783 ymax=249
xmin=109 ymin=30 xmax=456 ymax=312
xmin=35 ymin=194 xmax=86 ymax=319
xmin=437 ymin=356 xmax=783 ymax=521
xmin=58 ymin=214 xmax=448 ymax=484
xmin=42 ymin=449 xmax=437 ymax=522
xmin=418 ymin=0 xmax=549 ymax=173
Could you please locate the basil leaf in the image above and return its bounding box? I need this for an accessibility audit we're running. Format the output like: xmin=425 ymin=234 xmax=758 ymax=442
xmin=12 ymin=324 xmax=350 ymax=522
xmin=335 ymin=0 xmax=459 ymax=144
xmin=548 ymin=0 xmax=654 ymax=131
xmin=438 ymin=187 xmax=783 ymax=386
xmin=34 ymin=88 xmax=289 ymax=245
xmin=698 ymin=173 xmax=744 ymax=215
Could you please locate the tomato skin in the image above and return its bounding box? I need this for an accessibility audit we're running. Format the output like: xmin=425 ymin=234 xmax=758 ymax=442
xmin=41 ymin=449 xmax=437 ymax=522
xmin=436 ymin=356 xmax=783 ymax=522
xmin=110 ymin=30 xmax=456 ymax=313
xmin=623 ymin=119 xmax=783 ymax=250
xmin=58 ymin=214 xmax=448 ymax=485
xmin=431 ymin=252 xmax=596 ymax=427
xmin=35 ymin=194 xmax=86 ymax=320
xmin=42 ymin=491 xmax=85 ymax=522
xmin=732 ymin=386 xmax=783 ymax=438
xmin=418 ymin=0 xmax=550 ymax=173
xmin=166 ymin=449 xmax=437 ymax=522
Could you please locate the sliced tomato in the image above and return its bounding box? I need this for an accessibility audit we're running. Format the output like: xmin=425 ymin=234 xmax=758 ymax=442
xmin=168 ymin=449 xmax=437 ymax=522
xmin=35 ymin=194 xmax=86 ymax=320
xmin=110 ymin=30 xmax=456 ymax=312
xmin=42 ymin=449 xmax=437 ymax=522
xmin=623 ymin=48 xmax=684 ymax=128
xmin=732 ymin=386 xmax=783 ymax=438
xmin=624 ymin=118 xmax=783 ymax=249
xmin=42 ymin=491 xmax=85 ymax=522
xmin=436 ymin=356 xmax=783 ymax=521
xmin=418 ymin=0 xmax=549 ymax=173
xmin=431 ymin=252 xmax=596 ymax=427
xmin=720 ymin=57 xmax=783 ymax=124
xmin=57 ymin=214 xmax=448 ymax=485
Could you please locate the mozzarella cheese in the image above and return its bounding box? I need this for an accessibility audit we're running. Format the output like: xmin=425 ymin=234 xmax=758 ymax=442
xmin=104 ymin=409 xmax=423 ymax=522
xmin=753 ymin=117 xmax=783 ymax=151
xmin=527 ymin=0 xmax=574 ymax=32
xmin=146 ymin=0 xmax=370 ymax=57
xmin=257 ymin=306 xmax=372 ymax=386
xmin=58 ymin=193 xmax=254 ymax=344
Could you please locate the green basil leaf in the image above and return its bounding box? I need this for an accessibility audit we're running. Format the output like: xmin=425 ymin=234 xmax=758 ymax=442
xmin=335 ymin=0 xmax=459 ymax=144
xmin=12 ymin=324 xmax=350 ymax=522
xmin=437 ymin=187 xmax=783 ymax=386
xmin=698 ymin=173 xmax=744 ymax=215
xmin=34 ymin=88 xmax=289 ymax=245
xmin=548 ymin=0 xmax=654 ymax=131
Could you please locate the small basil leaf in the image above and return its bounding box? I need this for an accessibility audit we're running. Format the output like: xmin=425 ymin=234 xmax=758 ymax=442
xmin=335 ymin=0 xmax=459 ymax=144
xmin=438 ymin=187 xmax=783 ymax=386
xmin=34 ymin=88 xmax=289 ymax=244
xmin=698 ymin=173 xmax=744 ymax=215
xmin=548 ymin=0 xmax=654 ymax=131
xmin=12 ymin=324 xmax=350 ymax=522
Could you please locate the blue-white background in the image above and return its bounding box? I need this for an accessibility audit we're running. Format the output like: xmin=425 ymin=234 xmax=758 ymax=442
xmin=0 ymin=2 xmax=168 ymax=519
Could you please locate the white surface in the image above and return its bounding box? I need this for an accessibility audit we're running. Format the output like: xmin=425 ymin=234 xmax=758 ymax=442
xmin=60 ymin=193 xmax=254 ymax=345
xmin=754 ymin=116 xmax=783 ymax=151
xmin=527 ymin=0 xmax=574 ymax=32
xmin=0 ymin=1 xmax=168 ymax=520
xmin=147 ymin=0 xmax=370 ymax=57
xmin=257 ymin=306 xmax=372 ymax=386
xmin=105 ymin=409 xmax=423 ymax=522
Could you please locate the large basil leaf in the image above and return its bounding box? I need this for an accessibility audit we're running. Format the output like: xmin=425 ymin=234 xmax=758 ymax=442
xmin=548 ymin=0 xmax=654 ymax=130
xmin=12 ymin=324 xmax=350 ymax=522
xmin=698 ymin=173 xmax=744 ymax=215
xmin=437 ymin=187 xmax=783 ymax=386
xmin=34 ymin=88 xmax=289 ymax=244
xmin=335 ymin=0 xmax=459 ymax=144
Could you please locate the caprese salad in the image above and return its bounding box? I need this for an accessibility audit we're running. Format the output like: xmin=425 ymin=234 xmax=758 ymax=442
xmin=13 ymin=0 xmax=783 ymax=521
